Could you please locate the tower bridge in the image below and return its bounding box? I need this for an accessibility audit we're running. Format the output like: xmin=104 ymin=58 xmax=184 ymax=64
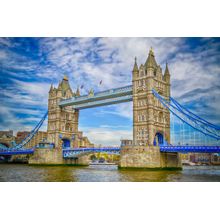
xmin=1 ymin=48 xmax=220 ymax=169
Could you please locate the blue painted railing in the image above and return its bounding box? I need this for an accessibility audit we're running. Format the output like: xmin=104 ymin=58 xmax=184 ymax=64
xmin=0 ymin=149 xmax=34 ymax=155
xmin=160 ymin=146 xmax=220 ymax=153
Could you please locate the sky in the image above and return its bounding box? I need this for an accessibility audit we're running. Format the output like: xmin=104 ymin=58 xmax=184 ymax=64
xmin=0 ymin=37 xmax=220 ymax=146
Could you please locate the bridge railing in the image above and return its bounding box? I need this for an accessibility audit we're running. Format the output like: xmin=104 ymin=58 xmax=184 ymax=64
xmin=160 ymin=146 xmax=220 ymax=153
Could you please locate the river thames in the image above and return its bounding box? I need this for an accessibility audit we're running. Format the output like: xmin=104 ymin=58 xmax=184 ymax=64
xmin=0 ymin=164 xmax=220 ymax=182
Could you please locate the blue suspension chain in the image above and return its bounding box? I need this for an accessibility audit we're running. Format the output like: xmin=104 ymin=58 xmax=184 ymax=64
xmin=152 ymin=89 xmax=220 ymax=140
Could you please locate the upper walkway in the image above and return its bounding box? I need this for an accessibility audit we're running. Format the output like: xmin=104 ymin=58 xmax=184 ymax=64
xmin=59 ymin=85 xmax=133 ymax=109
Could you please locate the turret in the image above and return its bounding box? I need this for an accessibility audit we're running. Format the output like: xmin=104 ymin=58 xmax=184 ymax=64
xmin=49 ymin=84 xmax=53 ymax=93
xmin=57 ymin=81 xmax=62 ymax=98
xmin=58 ymin=81 xmax=62 ymax=91
xmin=132 ymin=57 xmax=139 ymax=80
xmin=132 ymin=57 xmax=139 ymax=72
xmin=164 ymin=62 xmax=170 ymax=82
xmin=76 ymin=87 xmax=80 ymax=97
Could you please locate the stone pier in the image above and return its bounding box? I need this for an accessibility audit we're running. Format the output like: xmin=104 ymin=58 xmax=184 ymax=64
xmin=119 ymin=146 xmax=182 ymax=170
xmin=28 ymin=148 xmax=90 ymax=166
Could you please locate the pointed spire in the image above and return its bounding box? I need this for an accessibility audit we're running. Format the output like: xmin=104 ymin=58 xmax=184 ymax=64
xmin=58 ymin=81 xmax=62 ymax=90
xmin=164 ymin=62 xmax=170 ymax=75
xmin=145 ymin=47 xmax=157 ymax=69
xmin=132 ymin=57 xmax=139 ymax=72
xmin=76 ymin=87 xmax=80 ymax=96
xmin=49 ymin=84 xmax=53 ymax=93
xmin=149 ymin=46 xmax=154 ymax=55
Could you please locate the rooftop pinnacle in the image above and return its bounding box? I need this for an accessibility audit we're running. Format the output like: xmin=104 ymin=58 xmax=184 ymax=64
xmin=133 ymin=57 xmax=139 ymax=72
xmin=164 ymin=62 xmax=170 ymax=75
xmin=63 ymin=75 xmax=68 ymax=81
xmin=145 ymin=47 xmax=157 ymax=69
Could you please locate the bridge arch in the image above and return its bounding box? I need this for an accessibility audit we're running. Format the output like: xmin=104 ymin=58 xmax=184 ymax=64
xmin=62 ymin=138 xmax=71 ymax=149
xmin=153 ymin=132 xmax=164 ymax=146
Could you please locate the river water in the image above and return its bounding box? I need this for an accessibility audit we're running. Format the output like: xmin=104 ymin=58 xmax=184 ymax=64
xmin=0 ymin=164 xmax=220 ymax=182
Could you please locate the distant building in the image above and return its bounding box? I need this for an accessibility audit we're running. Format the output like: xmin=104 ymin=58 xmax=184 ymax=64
xmin=16 ymin=131 xmax=30 ymax=144
xmin=211 ymin=153 xmax=220 ymax=165
xmin=0 ymin=130 xmax=15 ymax=147
xmin=180 ymin=153 xmax=219 ymax=165
xmin=121 ymin=139 xmax=133 ymax=147
xmin=16 ymin=131 xmax=48 ymax=148
xmin=0 ymin=130 xmax=13 ymax=137
xmin=77 ymin=131 xmax=94 ymax=148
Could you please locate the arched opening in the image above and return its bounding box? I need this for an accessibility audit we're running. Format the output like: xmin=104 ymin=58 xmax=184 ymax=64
xmin=153 ymin=132 xmax=164 ymax=146
xmin=62 ymin=138 xmax=71 ymax=149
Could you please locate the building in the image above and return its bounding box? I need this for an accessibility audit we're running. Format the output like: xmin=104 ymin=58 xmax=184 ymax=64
xmin=16 ymin=131 xmax=30 ymax=144
xmin=132 ymin=48 xmax=170 ymax=146
xmin=16 ymin=131 xmax=48 ymax=148
xmin=211 ymin=153 xmax=220 ymax=165
xmin=180 ymin=153 xmax=220 ymax=165
xmin=0 ymin=130 xmax=15 ymax=147
xmin=47 ymin=75 xmax=93 ymax=148
xmin=120 ymin=139 xmax=133 ymax=147
xmin=77 ymin=131 xmax=94 ymax=148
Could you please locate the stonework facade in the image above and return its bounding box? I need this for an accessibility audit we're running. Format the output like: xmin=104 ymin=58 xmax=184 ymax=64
xmin=47 ymin=76 xmax=93 ymax=149
xmin=119 ymin=146 xmax=181 ymax=169
xmin=132 ymin=48 xmax=170 ymax=146
xmin=16 ymin=131 xmax=47 ymax=148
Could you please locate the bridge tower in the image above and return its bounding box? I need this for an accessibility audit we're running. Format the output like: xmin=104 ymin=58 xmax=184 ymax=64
xmin=132 ymin=48 xmax=171 ymax=146
xmin=47 ymin=76 xmax=79 ymax=149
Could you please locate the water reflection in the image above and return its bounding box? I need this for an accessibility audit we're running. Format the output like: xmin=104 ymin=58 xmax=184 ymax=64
xmin=0 ymin=164 xmax=220 ymax=182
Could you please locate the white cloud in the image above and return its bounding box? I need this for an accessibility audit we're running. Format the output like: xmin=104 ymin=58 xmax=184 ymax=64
xmin=79 ymin=126 xmax=132 ymax=146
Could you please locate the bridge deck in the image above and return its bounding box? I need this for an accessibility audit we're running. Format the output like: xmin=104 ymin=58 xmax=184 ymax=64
xmin=1 ymin=146 xmax=220 ymax=156
xmin=59 ymin=85 xmax=133 ymax=109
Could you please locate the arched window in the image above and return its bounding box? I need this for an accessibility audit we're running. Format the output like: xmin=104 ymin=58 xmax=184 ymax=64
xmin=159 ymin=112 xmax=163 ymax=122
xmin=65 ymin=123 xmax=70 ymax=131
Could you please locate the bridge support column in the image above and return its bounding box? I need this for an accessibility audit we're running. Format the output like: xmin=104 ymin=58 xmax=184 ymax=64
xmin=28 ymin=148 xmax=89 ymax=166
xmin=119 ymin=146 xmax=182 ymax=170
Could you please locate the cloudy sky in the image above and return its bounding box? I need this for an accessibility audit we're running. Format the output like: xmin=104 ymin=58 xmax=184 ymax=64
xmin=0 ymin=37 xmax=220 ymax=145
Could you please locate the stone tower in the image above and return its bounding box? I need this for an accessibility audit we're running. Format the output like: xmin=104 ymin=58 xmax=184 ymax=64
xmin=47 ymin=76 xmax=79 ymax=148
xmin=132 ymin=48 xmax=171 ymax=146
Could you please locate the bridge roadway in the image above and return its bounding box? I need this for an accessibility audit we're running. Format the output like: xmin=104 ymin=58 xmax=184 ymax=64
xmin=62 ymin=146 xmax=220 ymax=158
xmin=59 ymin=85 xmax=133 ymax=109
xmin=1 ymin=146 xmax=220 ymax=156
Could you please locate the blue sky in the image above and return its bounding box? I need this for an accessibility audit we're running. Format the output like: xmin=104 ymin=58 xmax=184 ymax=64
xmin=0 ymin=37 xmax=220 ymax=145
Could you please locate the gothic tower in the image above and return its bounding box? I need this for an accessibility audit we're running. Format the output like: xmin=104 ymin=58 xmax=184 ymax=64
xmin=132 ymin=48 xmax=170 ymax=146
xmin=47 ymin=76 xmax=79 ymax=148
